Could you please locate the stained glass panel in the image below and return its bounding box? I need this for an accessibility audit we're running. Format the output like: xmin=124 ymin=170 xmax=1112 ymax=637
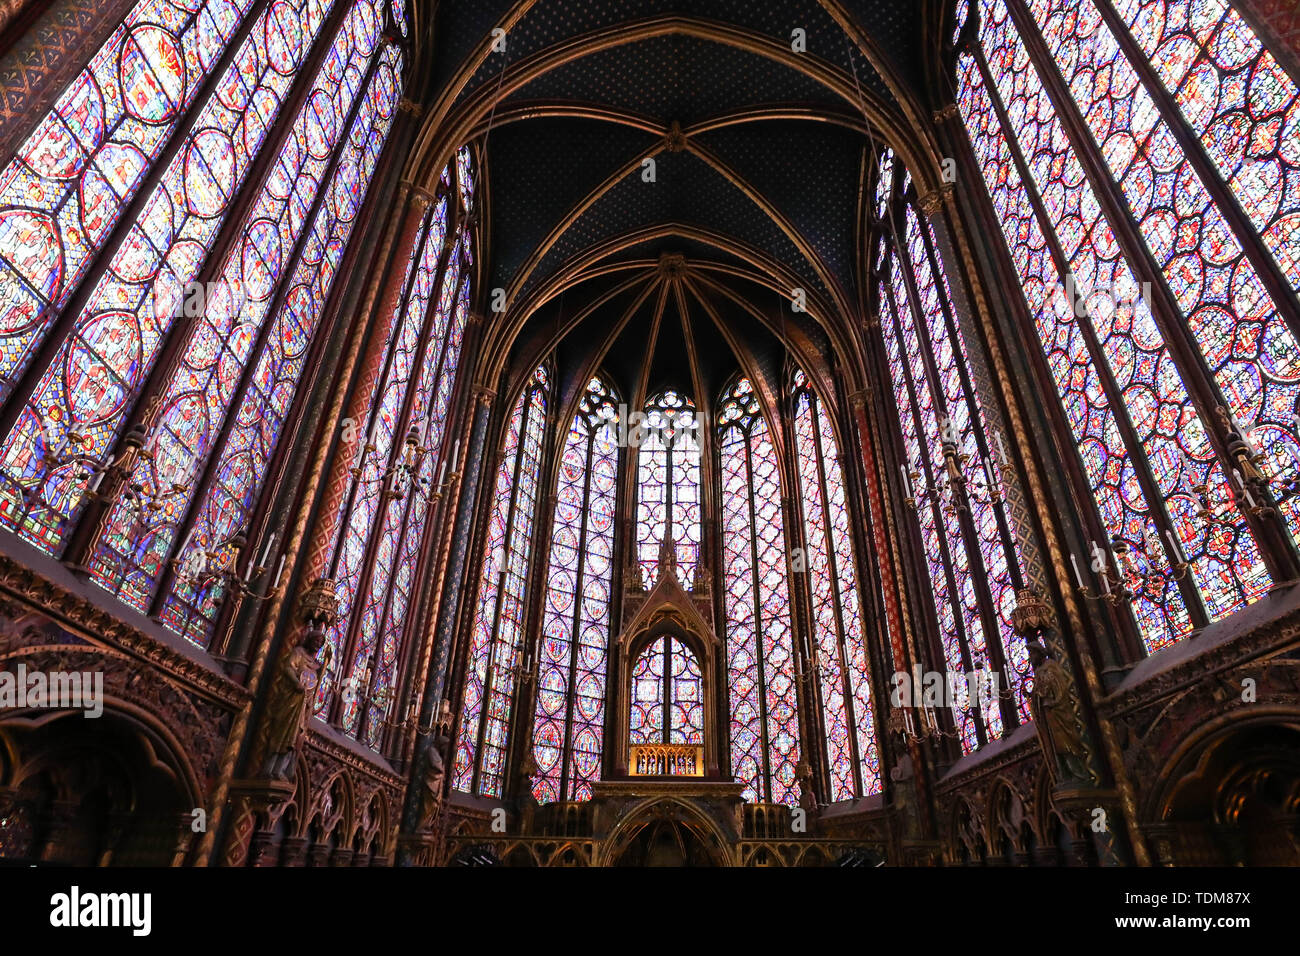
xmin=84 ymin=1 xmax=388 ymax=612
xmin=1027 ymin=0 xmax=1300 ymax=591
xmin=963 ymin=0 xmax=1272 ymax=647
xmin=158 ymin=38 xmax=402 ymax=642
xmin=0 ymin=0 xmax=268 ymax=405
xmin=531 ymin=377 xmax=618 ymax=803
xmin=793 ymin=374 xmax=881 ymax=798
xmin=634 ymin=389 xmax=700 ymax=587
xmin=718 ymin=378 xmax=801 ymax=806
xmin=0 ymin=0 xmax=367 ymax=554
xmin=452 ymin=366 xmax=547 ymax=797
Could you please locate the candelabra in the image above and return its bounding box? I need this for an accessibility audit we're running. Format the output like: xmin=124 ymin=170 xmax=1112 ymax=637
xmin=170 ymin=527 xmax=287 ymax=604
xmin=899 ymin=418 xmax=1008 ymax=515
xmin=1067 ymin=408 xmax=1300 ymax=609
xmin=1069 ymin=531 xmax=1188 ymax=607
xmin=1209 ymin=406 xmax=1300 ymax=515
xmin=24 ymin=409 xmax=193 ymax=537
xmin=350 ymin=422 xmax=461 ymax=505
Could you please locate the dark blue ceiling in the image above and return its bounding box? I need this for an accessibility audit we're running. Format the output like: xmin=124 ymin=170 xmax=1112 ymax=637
xmin=421 ymin=0 xmax=943 ymax=390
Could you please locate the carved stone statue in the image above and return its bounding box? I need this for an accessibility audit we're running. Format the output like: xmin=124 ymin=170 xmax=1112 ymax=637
xmin=795 ymin=760 xmax=818 ymax=813
xmin=518 ymin=750 xmax=539 ymax=801
xmin=416 ymin=732 xmax=448 ymax=832
xmin=1027 ymin=641 xmax=1091 ymax=784
xmin=657 ymin=535 xmax=678 ymax=581
xmin=257 ymin=628 xmax=326 ymax=780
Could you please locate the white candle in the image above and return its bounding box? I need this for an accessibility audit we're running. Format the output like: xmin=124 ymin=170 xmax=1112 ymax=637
xmin=273 ymin=554 xmax=286 ymax=588
xmin=994 ymin=430 xmax=1008 ymax=464
xmin=88 ymin=456 xmax=112 ymax=493
xmin=1164 ymin=529 xmax=1185 ymax=564
xmin=1090 ymin=541 xmax=1111 ymax=594
xmin=449 ymin=442 xmax=458 ymax=473
xmin=899 ymin=464 xmax=912 ymax=496
xmin=259 ymin=531 xmax=277 ymax=568
xmin=1233 ymin=468 xmax=1257 ymax=507
xmin=1069 ymin=552 xmax=1084 ymax=588
xmin=437 ymin=458 xmax=447 ymax=485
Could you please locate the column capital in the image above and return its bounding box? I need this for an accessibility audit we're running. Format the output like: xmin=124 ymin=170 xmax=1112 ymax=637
xmin=932 ymin=103 xmax=960 ymax=124
xmin=399 ymin=179 xmax=437 ymax=209
xmin=916 ymin=183 xmax=955 ymax=216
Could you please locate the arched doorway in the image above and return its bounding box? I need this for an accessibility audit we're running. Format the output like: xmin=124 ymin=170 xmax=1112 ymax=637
xmin=0 ymin=711 xmax=196 ymax=865
xmin=604 ymin=799 xmax=732 ymax=867
xmin=1153 ymin=722 xmax=1300 ymax=865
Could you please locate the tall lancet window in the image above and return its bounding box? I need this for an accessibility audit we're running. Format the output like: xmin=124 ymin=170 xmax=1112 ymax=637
xmin=311 ymin=151 xmax=474 ymax=749
xmin=0 ymin=0 xmax=405 ymax=648
xmin=955 ymin=0 xmax=1300 ymax=652
xmin=635 ymin=388 xmax=701 ymax=588
xmin=629 ymin=636 xmax=704 ymax=745
xmin=453 ymin=366 xmax=549 ymax=798
xmin=718 ymin=378 xmax=801 ymax=806
xmin=531 ymin=377 xmax=619 ymax=803
xmin=0 ymin=0 xmax=277 ymax=403
xmin=792 ymin=371 xmax=880 ymax=801
xmin=875 ymin=154 xmax=1029 ymax=754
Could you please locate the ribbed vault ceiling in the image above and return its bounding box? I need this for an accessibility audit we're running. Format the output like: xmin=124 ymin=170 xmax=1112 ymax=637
xmin=413 ymin=0 xmax=956 ymax=416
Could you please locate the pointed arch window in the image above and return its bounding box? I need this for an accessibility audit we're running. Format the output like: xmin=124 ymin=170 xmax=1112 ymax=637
xmin=453 ymin=365 xmax=549 ymax=798
xmin=953 ymin=0 xmax=1300 ymax=652
xmin=531 ymin=376 xmax=620 ymax=803
xmin=629 ymin=636 xmax=703 ymax=745
xmin=718 ymin=377 xmax=801 ymax=806
xmin=874 ymin=153 xmax=1029 ymax=754
xmin=635 ymin=388 xmax=701 ymax=588
xmin=791 ymin=372 xmax=880 ymax=800
xmin=0 ymin=0 xmax=405 ymax=648
xmin=306 ymin=153 xmax=473 ymax=750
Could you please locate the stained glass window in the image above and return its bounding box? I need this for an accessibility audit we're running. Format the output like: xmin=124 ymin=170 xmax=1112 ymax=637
xmin=314 ymin=192 xmax=451 ymax=719
xmin=791 ymin=372 xmax=880 ymax=799
xmin=531 ymin=377 xmax=619 ymax=803
xmin=157 ymin=35 xmax=402 ymax=644
xmin=874 ymin=149 xmax=1030 ymax=753
xmin=307 ymin=152 xmax=473 ymax=750
xmin=80 ymin=2 xmax=391 ymax=620
xmin=634 ymin=388 xmax=701 ymax=588
xmin=453 ymin=366 xmax=549 ymax=798
xmin=954 ymin=0 xmax=1299 ymax=653
xmin=0 ymin=0 xmax=369 ymax=553
xmin=717 ymin=378 xmax=801 ymax=806
xmin=629 ymin=635 xmax=703 ymax=745
xmin=0 ymin=0 xmax=269 ymax=407
xmin=0 ymin=0 xmax=404 ymax=650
